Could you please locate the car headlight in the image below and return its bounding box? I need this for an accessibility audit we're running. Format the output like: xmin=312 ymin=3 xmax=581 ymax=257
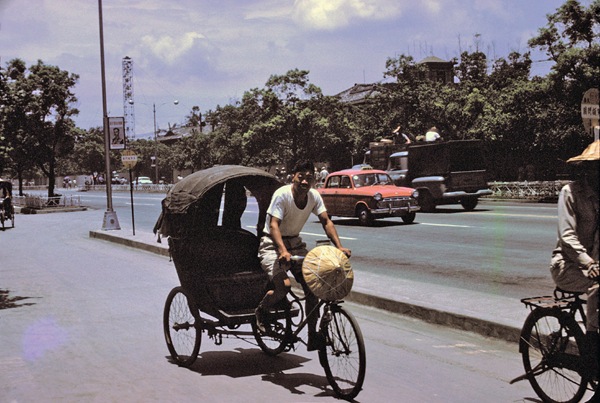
xmin=412 ymin=189 xmax=419 ymax=199
xmin=373 ymin=193 xmax=382 ymax=202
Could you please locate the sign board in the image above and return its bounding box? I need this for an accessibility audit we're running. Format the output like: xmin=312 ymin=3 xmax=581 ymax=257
xmin=581 ymin=88 xmax=599 ymax=140
xmin=121 ymin=149 xmax=138 ymax=169
xmin=109 ymin=116 xmax=126 ymax=150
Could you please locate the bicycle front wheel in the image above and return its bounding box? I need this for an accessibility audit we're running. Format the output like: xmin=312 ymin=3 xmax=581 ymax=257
xmin=520 ymin=307 xmax=588 ymax=403
xmin=319 ymin=305 xmax=366 ymax=400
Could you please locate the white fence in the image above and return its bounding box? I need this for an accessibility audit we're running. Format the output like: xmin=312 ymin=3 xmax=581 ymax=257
xmin=13 ymin=194 xmax=82 ymax=208
xmin=486 ymin=181 xmax=570 ymax=201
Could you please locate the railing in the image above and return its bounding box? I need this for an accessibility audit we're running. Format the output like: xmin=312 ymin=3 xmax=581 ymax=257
xmin=486 ymin=181 xmax=570 ymax=201
xmin=81 ymin=184 xmax=173 ymax=193
xmin=13 ymin=194 xmax=82 ymax=209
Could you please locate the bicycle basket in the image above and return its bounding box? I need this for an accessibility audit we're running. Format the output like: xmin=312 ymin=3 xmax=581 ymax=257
xmin=302 ymin=245 xmax=353 ymax=301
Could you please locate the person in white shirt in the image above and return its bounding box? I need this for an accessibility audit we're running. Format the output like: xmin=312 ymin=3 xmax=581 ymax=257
xmin=425 ymin=126 xmax=441 ymax=142
xmin=255 ymin=160 xmax=351 ymax=351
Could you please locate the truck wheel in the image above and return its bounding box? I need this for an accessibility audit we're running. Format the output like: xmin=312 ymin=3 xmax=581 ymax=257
xmin=418 ymin=191 xmax=435 ymax=212
xmin=460 ymin=198 xmax=478 ymax=211
xmin=357 ymin=206 xmax=373 ymax=226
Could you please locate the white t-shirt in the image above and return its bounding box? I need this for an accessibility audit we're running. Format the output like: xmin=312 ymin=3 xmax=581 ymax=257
xmin=264 ymin=185 xmax=327 ymax=237
xmin=425 ymin=130 xmax=440 ymax=142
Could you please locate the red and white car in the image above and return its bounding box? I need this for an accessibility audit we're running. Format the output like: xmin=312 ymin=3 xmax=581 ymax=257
xmin=318 ymin=168 xmax=420 ymax=226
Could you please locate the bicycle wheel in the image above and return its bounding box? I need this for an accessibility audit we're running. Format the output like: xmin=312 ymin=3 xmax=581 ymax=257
xmin=163 ymin=286 xmax=201 ymax=367
xmin=520 ymin=307 xmax=588 ymax=403
xmin=252 ymin=303 xmax=292 ymax=356
xmin=319 ymin=305 xmax=366 ymax=400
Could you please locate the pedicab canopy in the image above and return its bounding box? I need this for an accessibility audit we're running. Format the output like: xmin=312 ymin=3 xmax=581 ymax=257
xmin=153 ymin=165 xmax=282 ymax=239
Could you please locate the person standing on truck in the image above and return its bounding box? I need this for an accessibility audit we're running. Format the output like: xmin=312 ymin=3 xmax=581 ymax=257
xmin=425 ymin=126 xmax=442 ymax=142
xmin=550 ymin=140 xmax=599 ymax=374
xmin=392 ymin=125 xmax=412 ymax=144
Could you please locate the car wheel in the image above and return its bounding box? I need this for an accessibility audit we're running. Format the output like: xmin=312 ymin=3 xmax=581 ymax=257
xmin=401 ymin=212 xmax=416 ymax=224
xmin=357 ymin=206 xmax=373 ymax=226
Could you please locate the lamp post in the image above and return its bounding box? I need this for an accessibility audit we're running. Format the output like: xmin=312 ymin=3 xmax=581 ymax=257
xmin=129 ymin=99 xmax=178 ymax=184
xmin=97 ymin=0 xmax=120 ymax=230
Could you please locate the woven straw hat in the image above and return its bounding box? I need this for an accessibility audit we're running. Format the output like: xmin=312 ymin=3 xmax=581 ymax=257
xmin=302 ymin=245 xmax=353 ymax=301
xmin=567 ymin=140 xmax=600 ymax=163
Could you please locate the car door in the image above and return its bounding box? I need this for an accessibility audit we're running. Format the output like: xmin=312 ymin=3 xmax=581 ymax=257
xmin=337 ymin=175 xmax=354 ymax=216
xmin=320 ymin=175 xmax=340 ymax=215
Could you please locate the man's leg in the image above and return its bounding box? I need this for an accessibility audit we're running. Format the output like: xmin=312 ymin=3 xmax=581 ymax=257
xmin=256 ymin=237 xmax=291 ymax=332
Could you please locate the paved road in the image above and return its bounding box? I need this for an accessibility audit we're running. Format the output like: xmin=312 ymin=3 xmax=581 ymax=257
xmin=72 ymin=189 xmax=558 ymax=300
xmin=2 ymin=210 xmax=567 ymax=402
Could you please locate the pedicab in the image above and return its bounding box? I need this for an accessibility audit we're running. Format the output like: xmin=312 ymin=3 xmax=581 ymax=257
xmin=154 ymin=165 xmax=365 ymax=400
xmin=0 ymin=179 xmax=15 ymax=230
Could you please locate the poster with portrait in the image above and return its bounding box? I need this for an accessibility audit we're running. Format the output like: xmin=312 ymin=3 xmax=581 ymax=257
xmin=108 ymin=117 xmax=126 ymax=150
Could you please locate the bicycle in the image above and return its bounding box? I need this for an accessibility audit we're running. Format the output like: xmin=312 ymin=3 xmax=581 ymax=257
xmin=511 ymin=285 xmax=598 ymax=403
xmin=160 ymin=166 xmax=366 ymax=401
xmin=253 ymin=255 xmax=367 ymax=400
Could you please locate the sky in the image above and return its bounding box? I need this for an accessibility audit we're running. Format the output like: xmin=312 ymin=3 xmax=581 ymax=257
xmin=0 ymin=0 xmax=588 ymax=138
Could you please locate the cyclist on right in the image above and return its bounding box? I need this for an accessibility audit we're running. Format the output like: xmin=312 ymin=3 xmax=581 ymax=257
xmin=550 ymin=140 xmax=599 ymax=375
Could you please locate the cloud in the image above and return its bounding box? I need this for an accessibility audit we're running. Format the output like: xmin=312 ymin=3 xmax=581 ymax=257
xmin=141 ymin=32 xmax=205 ymax=63
xmin=292 ymin=0 xmax=404 ymax=30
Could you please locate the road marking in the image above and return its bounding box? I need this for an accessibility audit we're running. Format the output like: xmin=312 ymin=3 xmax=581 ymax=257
xmin=301 ymin=231 xmax=357 ymax=240
xmin=420 ymin=223 xmax=472 ymax=228
xmin=244 ymin=226 xmax=357 ymax=241
xmin=467 ymin=211 xmax=555 ymax=219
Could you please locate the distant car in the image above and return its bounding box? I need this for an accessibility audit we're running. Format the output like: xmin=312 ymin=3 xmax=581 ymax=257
xmin=318 ymin=169 xmax=420 ymax=226
xmin=136 ymin=176 xmax=153 ymax=185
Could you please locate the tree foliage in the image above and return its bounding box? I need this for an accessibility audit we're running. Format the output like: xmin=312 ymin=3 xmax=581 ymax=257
xmin=2 ymin=1 xmax=597 ymax=185
xmin=1 ymin=59 xmax=79 ymax=196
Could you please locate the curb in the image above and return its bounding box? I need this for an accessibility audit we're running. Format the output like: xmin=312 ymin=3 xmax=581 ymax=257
xmin=345 ymin=291 xmax=521 ymax=343
xmin=89 ymin=230 xmax=170 ymax=257
xmin=17 ymin=206 xmax=88 ymax=214
xmin=89 ymin=230 xmax=522 ymax=343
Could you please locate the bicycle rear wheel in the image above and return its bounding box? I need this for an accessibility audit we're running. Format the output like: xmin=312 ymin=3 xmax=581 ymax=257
xmin=520 ymin=307 xmax=588 ymax=403
xmin=163 ymin=286 xmax=201 ymax=367
xmin=318 ymin=305 xmax=366 ymax=400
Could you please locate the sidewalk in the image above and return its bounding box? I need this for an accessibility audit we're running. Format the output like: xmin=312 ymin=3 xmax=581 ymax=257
xmin=89 ymin=228 xmax=527 ymax=343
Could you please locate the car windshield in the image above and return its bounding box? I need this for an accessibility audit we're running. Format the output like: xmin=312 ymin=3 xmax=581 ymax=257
xmin=353 ymin=173 xmax=392 ymax=187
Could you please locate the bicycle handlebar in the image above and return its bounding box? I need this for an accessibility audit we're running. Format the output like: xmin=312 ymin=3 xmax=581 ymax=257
xmin=290 ymin=255 xmax=305 ymax=262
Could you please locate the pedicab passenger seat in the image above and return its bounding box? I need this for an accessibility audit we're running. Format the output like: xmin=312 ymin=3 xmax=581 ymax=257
xmin=168 ymin=226 xmax=269 ymax=318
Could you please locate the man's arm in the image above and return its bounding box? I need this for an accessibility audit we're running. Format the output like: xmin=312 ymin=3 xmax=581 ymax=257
xmin=269 ymin=216 xmax=291 ymax=262
xmin=318 ymin=212 xmax=351 ymax=257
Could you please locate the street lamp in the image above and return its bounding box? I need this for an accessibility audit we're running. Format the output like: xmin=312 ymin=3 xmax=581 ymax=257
xmin=129 ymin=99 xmax=178 ymax=184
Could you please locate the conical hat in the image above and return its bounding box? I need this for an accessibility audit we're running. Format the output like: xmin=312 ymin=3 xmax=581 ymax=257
xmin=567 ymin=140 xmax=600 ymax=163
xmin=302 ymin=245 xmax=353 ymax=301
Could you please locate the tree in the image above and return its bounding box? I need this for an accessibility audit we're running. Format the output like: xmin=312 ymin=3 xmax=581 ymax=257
xmin=1 ymin=59 xmax=79 ymax=197
xmin=528 ymin=0 xmax=600 ymax=159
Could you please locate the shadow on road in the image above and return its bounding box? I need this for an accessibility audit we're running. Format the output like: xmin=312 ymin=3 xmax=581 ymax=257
xmin=0 ymin=289 xmax=36 ymax=310
xmin=168 ymin=347 xmax=340 ymax=398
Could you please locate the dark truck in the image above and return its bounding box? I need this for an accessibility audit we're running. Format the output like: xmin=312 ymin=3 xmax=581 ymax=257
xmin=366 ymin=140 xmax=492 ymax=212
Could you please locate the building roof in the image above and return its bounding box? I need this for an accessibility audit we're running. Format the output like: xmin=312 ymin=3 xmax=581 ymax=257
xmin=418 ymin=55 xmax=451 ymax=64
xmin=335 ymin=83 xmax=382 ymax=105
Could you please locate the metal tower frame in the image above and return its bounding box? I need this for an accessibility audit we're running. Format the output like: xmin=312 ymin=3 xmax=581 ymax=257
xmin=122 ymin=56 xmax=135 ymax=139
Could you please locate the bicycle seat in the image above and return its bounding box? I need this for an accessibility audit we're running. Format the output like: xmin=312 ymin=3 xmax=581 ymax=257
xmin=554 ymin=287 xmax=585 ymax=300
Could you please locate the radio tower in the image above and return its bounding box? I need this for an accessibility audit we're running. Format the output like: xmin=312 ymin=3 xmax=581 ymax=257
xmin=122 ymin=56 xmax=135 ymax=139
